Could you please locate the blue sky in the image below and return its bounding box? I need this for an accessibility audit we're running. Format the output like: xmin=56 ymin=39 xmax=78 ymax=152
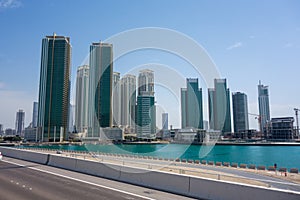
xmin=0 ymin=0 xmax=299 ymax=129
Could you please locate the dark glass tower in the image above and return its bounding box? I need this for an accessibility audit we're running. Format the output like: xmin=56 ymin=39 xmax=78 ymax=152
xmin=181 ymin=78 xmax=203 ymax=129
xmin=88 ymin=42 xmax=113 ymax=137
xmin=232 ymin=92 xmax=249 ymax=132
xmin=37 ymin=34 xmax=71 ymax=142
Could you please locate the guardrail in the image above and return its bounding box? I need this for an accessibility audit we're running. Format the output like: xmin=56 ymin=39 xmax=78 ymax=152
xmin=15 ymin=146 xmax=300 ymax=192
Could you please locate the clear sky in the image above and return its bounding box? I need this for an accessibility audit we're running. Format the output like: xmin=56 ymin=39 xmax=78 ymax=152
xmin=0 ymin=0 xmax=299 ymax=130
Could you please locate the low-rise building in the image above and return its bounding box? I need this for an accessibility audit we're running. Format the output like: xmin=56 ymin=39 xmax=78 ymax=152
xmin=269 ymin=117 xmax=294 ymax=141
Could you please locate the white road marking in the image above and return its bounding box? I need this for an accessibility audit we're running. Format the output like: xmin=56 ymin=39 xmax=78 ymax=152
xmin=2 ymin=160 xmax=156 ymax=200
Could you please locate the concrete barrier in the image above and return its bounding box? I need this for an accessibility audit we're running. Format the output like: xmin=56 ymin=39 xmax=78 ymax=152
xmin=119 ymin=166 xmax=190 ymax=196
xmin=48 ymin=155 xmax=77 ymax=170
xmin=257 ymin=166 xmax=266 ymax=170
xmin=239 ymin=163 xmax=247 ymax=168
xmin=189 ymin=176 xmax=300 ymax=200
xmin=75 ymin=159 xmax=121 ymax=180
xmin=290 ymin=168 xmax=299 ymax=173
xmin=0 ymin=146 xmax=48 ymax=164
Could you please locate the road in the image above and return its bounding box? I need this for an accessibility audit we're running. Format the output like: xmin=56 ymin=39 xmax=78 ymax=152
xmin=0 ymin=158 xmax=196 ymax=200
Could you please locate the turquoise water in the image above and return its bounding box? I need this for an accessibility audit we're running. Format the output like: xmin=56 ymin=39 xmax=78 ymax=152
xmin=24 ymin=144 xmax=300 ymax=169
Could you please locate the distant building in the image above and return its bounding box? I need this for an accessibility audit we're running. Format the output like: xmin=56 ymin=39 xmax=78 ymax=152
xmin=232 ymin=92 xmax=249 ymax=133
xmin=69 ymin=104 xmax=75 ymax=133
xmin=136 ymin=69 xmax=156 ymax=139
xmin=0 ymin=124 xmax=3 ymax=135
xmin=269 ymin=117 xmax=294 ymax=140
xmin=258 ymin=81 xmax=271 ymax=134
xmin=175 ymin=128 xmax=220 ymax=143
xmin=120 ymin=74 xmax=136 ymax=131
xmin=75 ymin=65 xmax=89 ymax=134
xmin=5 ymin=128 xmax=16 ymax=136
xmin=208 ymin=79 xmax=232 ymax=133
xmin=112 ymin=72 xmax=121 ymax=126
xmin=32 ymin=102 xmax=38 ymax=128
xmin=181 ymin=78 xmax=203 ymax=129
xmin=37 ymin=34 xmax=71 ymax=142
xmin=88 ymin=42 xmax=113 ymax=138
xmin=24 ymin=127 xmax=41 ymax=142
xmin=15 ymin=109 xmax=25 ymax=136
xmin=162 ymin=113 xmax=168 ymax=130
xmin=203 ymin=120 xmax=209 ymax=131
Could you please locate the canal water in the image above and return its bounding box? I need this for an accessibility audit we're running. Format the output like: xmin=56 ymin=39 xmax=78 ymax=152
xmin=24 ymin=144 xmax=300 ymax=169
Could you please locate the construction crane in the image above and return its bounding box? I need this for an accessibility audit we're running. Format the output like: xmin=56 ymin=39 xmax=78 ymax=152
xmin=294 ymin=108 xmax=299 ymax=136
xmin=248 ymin=113 xmax=261 ymax=132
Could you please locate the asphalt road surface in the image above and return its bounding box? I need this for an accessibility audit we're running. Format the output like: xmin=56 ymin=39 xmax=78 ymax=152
xmin=0 ymin=159 xmax=196 ymax=200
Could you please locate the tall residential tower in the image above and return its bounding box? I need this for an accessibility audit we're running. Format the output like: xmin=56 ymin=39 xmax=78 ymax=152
xmin=136 ymin=69 xmax=156 ymax=139
xmin=120 ymin=74 xmax=136 ymax=129
xmin=75 ymin=65 xmax=89 ymax=134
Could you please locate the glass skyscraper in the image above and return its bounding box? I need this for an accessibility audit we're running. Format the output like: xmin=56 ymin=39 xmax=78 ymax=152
xmin=136 ymin=69 xmax=156 ymax=139
xmin=232 ymin=92 xmax=249 ymax=133
xmin=258 ymin=80 xmax=270 ymax=133
xmin=37 ymin=34 xmax=71 ymax=142
xmin=181 ymin=78 xmax=203 ymax=129
xmin=208 ymin=79 xmax=232 ymax=133
xmin=75 ymin=65 xmax=89 ymax=134
xmin=88 ymin=42 xmax=113 ymax=137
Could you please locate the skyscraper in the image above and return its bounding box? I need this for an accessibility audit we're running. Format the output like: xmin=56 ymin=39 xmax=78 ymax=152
xmin=88 ymin=42 xmax=113 ymax=137
xmin=75 ymin=65 xmax=89 ymax=133
xmin=136 ymin=69 xmax=156 ymax=139
xmin=232 ymin=92 xmax=249 ymax=132
xmin=120 ymin=74 xmax=136 ymax=129
xmin=32 ymin=102 xmax=38 ymax=128
xmin=15 ymin=109 xmax=25 ymax=136
xmin=112 ymin=72 xmax=121 ymax=126
xmin=208 ymin=79 xmax=232 ymax=133
xmin=258 ymin=80 xmax=270 ymax=133
xmin=69 ymin=104 xmax=75 ymax=133
xmin=181 ymin=78 xmax=203 ymax=129
xmin=162 ymin=113 xmax=168 ymax=130
xmin=37 ymin=34 xmax=71 ymax=142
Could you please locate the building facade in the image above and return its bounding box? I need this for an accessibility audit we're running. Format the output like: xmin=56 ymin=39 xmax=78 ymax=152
xmin=15 ymin=109 xmax=25 ymax=136
xmin=120 ymin=74 xmax=136 ymax=130
xmin=258 ymin=81 xmax=271 ymax=133
xmin=75 ymin=65 xmax=89 ymax=134
xmin=269 ymin=117 xmax=294 ymax=140
xmin=232 ymin=92 xmax=249 ymax=133
xmin=136 ymin=69 xmax=156 ymax=139
xmin=88 ymin=42 xmax=113 ymax=138
xmin=208 ymin=79 xmax=232 ymax=133
xmin=181 ymin=78 xmax=203 ymax=129
xmin=37 ymin=34 xmax=71 ymax=142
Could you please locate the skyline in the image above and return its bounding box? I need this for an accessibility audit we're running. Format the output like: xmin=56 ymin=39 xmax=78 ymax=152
xmin=0 ymin=0 xmax=300 ymax=129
